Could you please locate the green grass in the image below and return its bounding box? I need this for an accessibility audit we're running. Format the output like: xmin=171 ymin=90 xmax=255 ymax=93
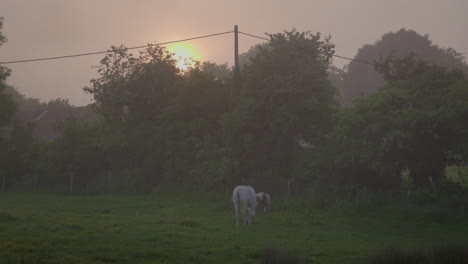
xmin=0 ymin=191 xmax=467 ymax=264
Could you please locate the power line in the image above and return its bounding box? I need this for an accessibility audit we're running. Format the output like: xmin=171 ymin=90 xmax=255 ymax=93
xmin=0 ymin=31 xmax=233 ymax=65
xmin=239 ymin=31 xmax=375 ymax=66
xmin=1 ymin=29 xmax=375 ymax=66
xmin=332 ymin=54 xmax=375 ymax=66
xmin=239 ymin=31 xmax=269 ymax=41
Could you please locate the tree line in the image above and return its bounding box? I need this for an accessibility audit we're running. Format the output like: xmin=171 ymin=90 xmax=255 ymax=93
xmin=1 ymin=18 xmax=467 ymax=197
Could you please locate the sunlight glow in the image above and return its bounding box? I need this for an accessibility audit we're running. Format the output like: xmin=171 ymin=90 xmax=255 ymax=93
xmin=166 ymin=43 xmax=199 ymax=70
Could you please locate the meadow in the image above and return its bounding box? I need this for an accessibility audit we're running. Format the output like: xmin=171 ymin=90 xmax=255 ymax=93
xmin=0 ymin=191 xmax=467 ymax=264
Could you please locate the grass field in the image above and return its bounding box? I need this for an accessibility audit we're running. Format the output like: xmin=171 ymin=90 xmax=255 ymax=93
xmin=0 ymin=191 xmax=467 ymax=264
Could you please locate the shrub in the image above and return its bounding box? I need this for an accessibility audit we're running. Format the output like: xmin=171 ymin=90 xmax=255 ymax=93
xmin=361 ymin=243 xmax=468 ymax=264
xmin=257 ymin=246 xmax=301 ymax=264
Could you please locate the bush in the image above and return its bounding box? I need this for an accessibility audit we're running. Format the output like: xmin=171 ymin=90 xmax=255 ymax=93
xmin=303 ymin=183 xmax=394 ymax=213
xmin=361 ymin=243 xmax=468 ymax=264
xmin=256 ymin=246 xmax=301 ymax=264
xmin=409 ymin=189 xmax=438 ymax=207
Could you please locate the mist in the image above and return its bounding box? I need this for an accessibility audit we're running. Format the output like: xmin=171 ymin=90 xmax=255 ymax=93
xmin=0 ymin=0 xmax=467 ymax=105
xmin=1 ymin=1 xmax=468 ymax=263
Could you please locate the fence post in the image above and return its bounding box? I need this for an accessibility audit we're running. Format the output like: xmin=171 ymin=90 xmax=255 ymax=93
xmin=34 ymin=174 xmax=38 ymax=191
xmin=69 ymin=174 xmax=74 ymax=194
xmin=108 ymin=171 xmax=112 ymax=191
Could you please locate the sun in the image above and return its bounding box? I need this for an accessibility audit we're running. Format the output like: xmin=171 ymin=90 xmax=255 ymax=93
xmin=166 ymin=43 xmax=199 ymax=70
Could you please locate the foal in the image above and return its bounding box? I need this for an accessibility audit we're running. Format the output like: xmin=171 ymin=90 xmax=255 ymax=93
xmin=256 ymin=192 xmax=271 ymax=212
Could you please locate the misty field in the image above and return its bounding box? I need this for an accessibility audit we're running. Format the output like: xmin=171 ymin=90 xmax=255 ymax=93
xmin=0 ymin=192 xmax=467 ymax=264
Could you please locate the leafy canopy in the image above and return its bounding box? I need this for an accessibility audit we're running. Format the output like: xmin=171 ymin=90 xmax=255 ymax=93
xmin=223 ymin=30 xmax=338 ymax=182
xmin=330 ymin=55 xmax=468 ymax=189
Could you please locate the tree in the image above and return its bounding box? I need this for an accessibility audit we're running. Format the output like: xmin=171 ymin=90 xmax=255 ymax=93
xmin=84 ymin=45 xmax=180 ymax=125
xmin=0 ymin=17 xmax=18 ymax=191
xmin=238 ymin=43 xmax=269 ymax=69
xmin=85 ymin=44 xmax=235 ymax=191
xmin=328 ymin=65 xmax=346 ymax=102
xmin=223 ymin=30 xmax=338 ymax=187
xmin=0 ymin=17 xmax=16 ymax=130
xmin=52 ymin=117 xmax=106 ymax=193
xmin=84 ymin=45 xmax=182 ymax=192
xmin=3 ymin=85 xmax=42 ymax=111
xmin=329 ymin=55 xmax=468 ymax=190
xmin=0 ymin=121 xmax=37 ymax=190
xmin=154 ymin=68 xmax=231 ymax=188
xmin=201 ymin=61 xmax=231 ymax=81
xmin=341 ymin=29 xmax=468 ymax=104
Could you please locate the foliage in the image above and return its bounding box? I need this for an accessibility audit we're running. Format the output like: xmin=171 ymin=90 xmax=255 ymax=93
xmin=201 ymin=61 xmax=232 ymax=81
xmin=83 ymin=44 xmax=233 ymax=192
xmin=84 ymin=45 xmax=180 ymax=125
xmin=3 ymin=85 xmax=42 ymax=111
xmin=362 ymin=243 xmax=468 ymax=264
xmin=0 ymin=17 xmax=6 ymax=46
xmin=257 ymin=246 xmax=301 ymax=264
xmin=238 ymin=43 xmax=269 ymax=69
xmin=0 ymin=83 xmax=15 ymax=131
xmin=222 ymin=30 xmax=338 ymax=185
xmin=153 ymin=68 xmax=230 ymax=187
xmin=0 ymin=121 xmax=37 ymax=190
xmin=2 ymin=27 xmax=468 ymax=198
xmin=326 ymin=55 xmax=468 ymax=190
xmin=341 ymin=28 xmax=468 ymax=104
xmin=0 ymin=17 xmax=16 ymax=130
xmin=83 ymin=45 xmax=180 ymax=192
xmin=327 ymin=65 xmax=346 ymax=101
xmin=45 ymin=117 xmax=108 ymax=193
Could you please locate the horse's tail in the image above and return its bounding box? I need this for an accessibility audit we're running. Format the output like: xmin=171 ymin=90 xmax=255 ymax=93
xmin=232 ymin=187 xmax=240 ymax=208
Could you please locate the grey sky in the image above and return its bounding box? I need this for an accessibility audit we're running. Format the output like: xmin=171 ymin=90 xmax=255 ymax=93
xmin=0 ymin=0 xmax=467 ymax=106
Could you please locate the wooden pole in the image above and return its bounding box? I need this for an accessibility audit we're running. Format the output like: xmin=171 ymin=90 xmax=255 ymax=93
xmin=234 ymin=25 xmax=239 ymax=69
xmin=232 ymin=25 xmax=241 ymax=100
xmin=69 ymin=174 xmax=74 ymax=194
xmin=34 ymin=174 xmax=38 ymax=191
xmin=108 ymin=171 xmax=112 ymax=191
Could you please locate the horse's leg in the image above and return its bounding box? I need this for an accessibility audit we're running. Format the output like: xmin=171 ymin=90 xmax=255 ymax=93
xmin=241 ymin=202 xmax=247 ymax=225
xmin=233 ymin=203 xmax=239 ymax=225
xmin=242 ymin=207 xmax=246 ymax=225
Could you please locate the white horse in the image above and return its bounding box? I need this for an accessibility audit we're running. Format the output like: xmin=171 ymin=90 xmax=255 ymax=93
xmin=232 ymin=185 xmax=257 ymax=225
xmin=256 ymin=192 xmax=271 ymax=212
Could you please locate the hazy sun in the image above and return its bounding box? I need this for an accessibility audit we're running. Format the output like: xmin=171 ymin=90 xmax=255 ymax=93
xmin=166 ymin=43 xmax=199 ymax=70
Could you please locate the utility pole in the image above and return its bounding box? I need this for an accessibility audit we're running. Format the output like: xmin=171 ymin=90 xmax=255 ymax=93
xmin=233 ymin=25 xmax=241 ymax=99
xmin=234 ymin=25 xmax=239 ymax=69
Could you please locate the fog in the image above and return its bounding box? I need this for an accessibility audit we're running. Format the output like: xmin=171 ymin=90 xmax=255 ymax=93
xmin=0 ymin=0 xmax=467 ymax=105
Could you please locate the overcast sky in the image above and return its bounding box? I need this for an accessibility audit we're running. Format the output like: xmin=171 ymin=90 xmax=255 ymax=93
xmin=0 ymin=0 xmax=467 ymax=106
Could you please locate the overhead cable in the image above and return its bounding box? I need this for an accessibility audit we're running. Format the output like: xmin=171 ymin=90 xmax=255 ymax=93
xmin=239 ymin=31 xmax=375 ymax=66
xmin=0 ymin=31 xmax=233 ymax=65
